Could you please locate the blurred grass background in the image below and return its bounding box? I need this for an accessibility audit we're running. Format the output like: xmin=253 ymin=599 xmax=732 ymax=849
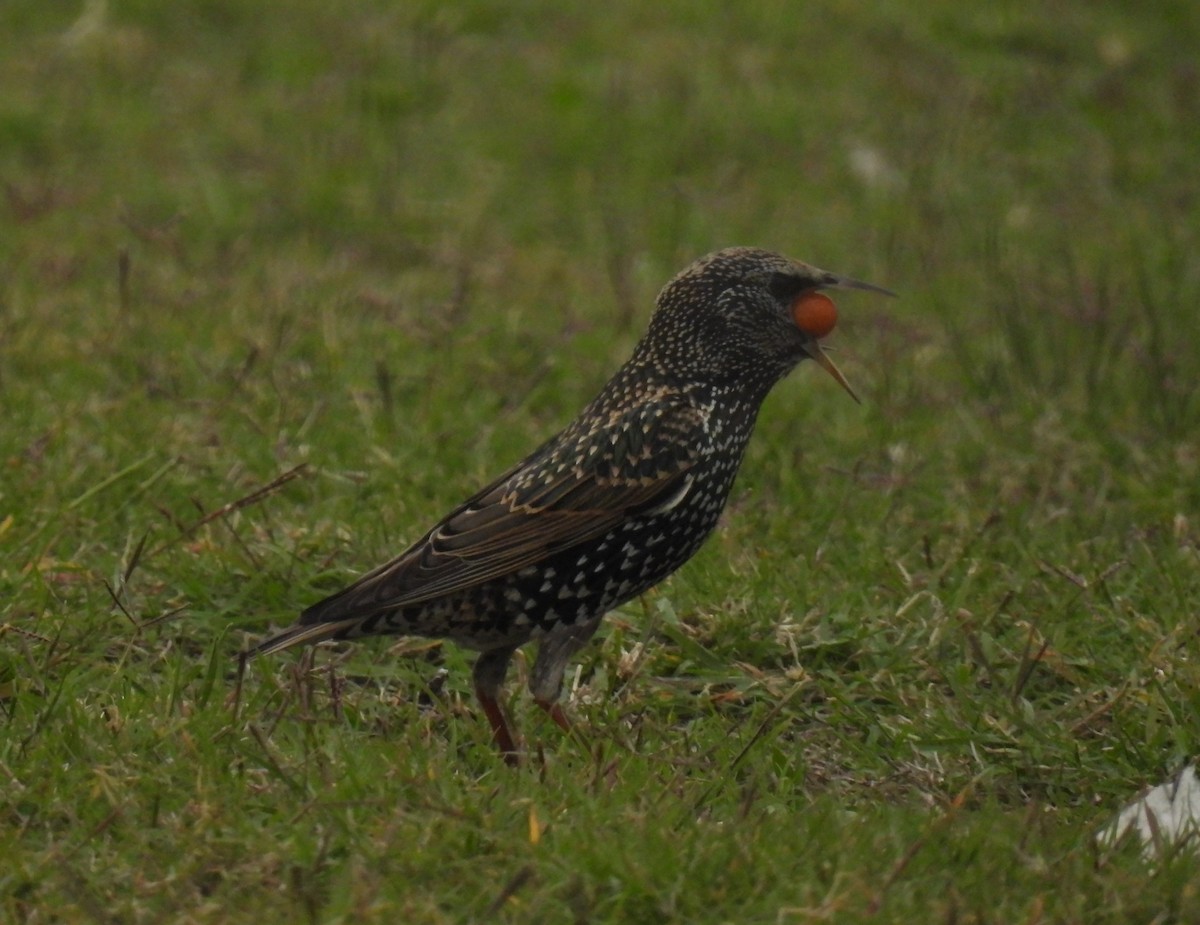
xmin=2 ymin=1 xmax=1199 ymax=922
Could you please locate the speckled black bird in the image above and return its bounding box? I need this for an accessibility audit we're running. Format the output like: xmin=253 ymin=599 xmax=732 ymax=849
xmin=248 ymin=247 xmax=892 ymax=760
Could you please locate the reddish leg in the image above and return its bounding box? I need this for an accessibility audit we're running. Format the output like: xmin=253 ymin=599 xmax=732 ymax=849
xmin=528 ymin=619 xmax=602 ymax=748
xmin=476 ymin=685 xmax=519 ymax=765
xmin=534 ymin=697 xmax=573 ymax=734
xmin=473 ymin=647 xmax=519 ymax=764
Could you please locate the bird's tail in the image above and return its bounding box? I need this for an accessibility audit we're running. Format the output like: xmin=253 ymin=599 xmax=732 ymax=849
xmin=243 ymin=617 xmax=364 ymax=659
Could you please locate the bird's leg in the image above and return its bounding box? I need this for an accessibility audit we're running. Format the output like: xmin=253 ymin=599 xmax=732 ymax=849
xmin=534 ymin=698 xmax=573 ymax=734
xmin=530 ymin=619 xmax=602 ymax=746
xmin=472 ymin=646 xmax=519 ymax=764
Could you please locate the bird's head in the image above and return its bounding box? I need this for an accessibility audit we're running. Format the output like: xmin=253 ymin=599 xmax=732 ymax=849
xmin=643 ymin=247 xmax=895 ymax=401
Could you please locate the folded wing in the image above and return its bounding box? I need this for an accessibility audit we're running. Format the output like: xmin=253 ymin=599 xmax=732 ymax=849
xmin=296 ymin=396 xmax=706 ymax=627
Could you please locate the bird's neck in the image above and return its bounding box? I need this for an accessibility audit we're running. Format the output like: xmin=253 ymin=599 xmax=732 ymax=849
xmin=624 ymin=339 xmax=791 ymax=407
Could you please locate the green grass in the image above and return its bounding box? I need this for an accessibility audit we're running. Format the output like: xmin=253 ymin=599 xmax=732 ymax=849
xmin=3 ymin=1 xmax=1200 ymax=921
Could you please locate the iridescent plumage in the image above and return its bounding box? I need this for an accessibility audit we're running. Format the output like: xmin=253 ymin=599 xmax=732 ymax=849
xmin=248 ymin=247 xmax=892 ymax=760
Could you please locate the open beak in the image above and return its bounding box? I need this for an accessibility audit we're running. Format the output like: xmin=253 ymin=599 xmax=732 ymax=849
xmin=803 ymin=341 xmax=861 ymax=404
xmin=823 ymin=273 xmax=897 ymax=299
xmin=806 ymin=271 xmax=895 ymax=404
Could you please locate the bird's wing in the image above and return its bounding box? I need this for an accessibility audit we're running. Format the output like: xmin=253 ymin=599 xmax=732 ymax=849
xmin=296 ymin=396 xmax=706 ymax=626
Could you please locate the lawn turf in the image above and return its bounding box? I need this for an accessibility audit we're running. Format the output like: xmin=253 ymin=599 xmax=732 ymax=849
xmin=2 ymin=1 xmax=1199 ymax=921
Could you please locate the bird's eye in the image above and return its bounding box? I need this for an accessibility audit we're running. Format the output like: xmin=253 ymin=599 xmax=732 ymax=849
xmin=767 ymin=272 xmax=807 ymax=302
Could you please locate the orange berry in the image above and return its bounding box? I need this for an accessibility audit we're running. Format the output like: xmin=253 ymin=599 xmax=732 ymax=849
xmin=790 ymin=291 xmax=838 ymax=338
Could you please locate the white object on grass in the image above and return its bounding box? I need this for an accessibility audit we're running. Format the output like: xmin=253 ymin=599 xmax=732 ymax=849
xmin=1099 ymin=765 xmax=1200 ymax=859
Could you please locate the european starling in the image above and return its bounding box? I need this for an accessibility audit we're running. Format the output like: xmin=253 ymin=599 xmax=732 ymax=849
xmin=248 ymin=247 xmax=892 ymax=760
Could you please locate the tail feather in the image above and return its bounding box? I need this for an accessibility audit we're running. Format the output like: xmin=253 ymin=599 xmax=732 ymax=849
xmin=243 ymin=617 xmax=365 ymax=658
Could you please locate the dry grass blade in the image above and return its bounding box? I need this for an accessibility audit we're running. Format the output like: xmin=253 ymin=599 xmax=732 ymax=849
xmin=484 ymin=865 xmax=537 ymax=917
xmin=149 ymin=463 xmax=308 ymax=557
